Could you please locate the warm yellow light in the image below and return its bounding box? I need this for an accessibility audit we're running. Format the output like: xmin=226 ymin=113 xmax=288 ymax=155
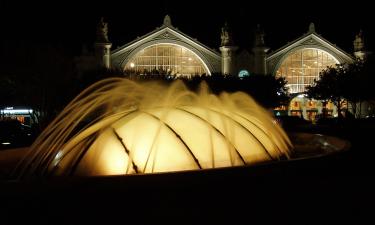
xmin=130 ymin=62 xmax=135 ymax=68
xmin=18 ymin=78 xmax=292 ymax=177
xmin=275 ymin=48 xmax=339 ymax=93
xmin=124 ymin=44 xmax=210 ymax=76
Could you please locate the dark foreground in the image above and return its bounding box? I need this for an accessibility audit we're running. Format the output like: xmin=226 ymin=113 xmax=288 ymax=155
xmin=1 ymin=152 xmax=374 ymax=225
xmin=1 ymin=120 xmax=374 ymax=225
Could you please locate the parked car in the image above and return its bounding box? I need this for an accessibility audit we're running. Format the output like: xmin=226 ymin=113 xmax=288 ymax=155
xmin=0 ymin=120 xmax=36 ymax=150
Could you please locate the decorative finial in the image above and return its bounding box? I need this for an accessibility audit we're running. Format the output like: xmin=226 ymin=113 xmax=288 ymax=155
xmin=308 ymin=22 xmax=315 ymax=33
xmin=220 ymin=22 xmax=234 ymax=46
xmin=353 ymin=30 xmax=365 ymax=52
xmin=255 ymin=24 xmax=265 ymax=47
xmin=96 ymin=17 xmax=109 ymax=43
xmin=163 ymin=15 xmax=172 ymax=27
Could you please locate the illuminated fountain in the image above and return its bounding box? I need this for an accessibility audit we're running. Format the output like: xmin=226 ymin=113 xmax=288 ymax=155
xmin=15 ymin=78 xmax=292 ymax=178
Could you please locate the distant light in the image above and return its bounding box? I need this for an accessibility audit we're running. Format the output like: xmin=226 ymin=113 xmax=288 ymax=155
xmin=238 ymin=70 xmax=250 ymax=78
xmin=297 ymin=94 xmax=306 ymax=98
xmin=1 ymin=142 xmax=11 ymax=145
xmin=314 ymin=61 xmax=318 ymax=64
xmin=188 ymin=57 xmax=192 ymax=61
xmin=130 ymin=63 xmax=135 ymax=68
xmin=1 ymin=109 xmax=33 ymax=114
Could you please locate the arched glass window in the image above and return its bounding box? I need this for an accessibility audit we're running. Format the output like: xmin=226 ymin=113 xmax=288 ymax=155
xmin=124 ymin=44 xmax=209 ymax=77
xmin=275 ymin=48 xmax=339 ymax=93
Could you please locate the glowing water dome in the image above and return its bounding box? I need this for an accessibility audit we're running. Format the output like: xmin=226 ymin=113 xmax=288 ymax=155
xmin=16 ymin=78 xmax=292 ymax=177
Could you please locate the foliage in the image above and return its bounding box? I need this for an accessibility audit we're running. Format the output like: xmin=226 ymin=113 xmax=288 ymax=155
xmin=185 ymin=73 xmax=289 ymax=109
xmin=345 ymin=57 xmax=375 ymax=116
xmin=307 ymin=56 xmax=375 ymax=118
xmin=306 ymin=64 xmax=346 ymax=117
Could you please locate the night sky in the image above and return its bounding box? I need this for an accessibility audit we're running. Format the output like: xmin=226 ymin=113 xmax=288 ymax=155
xmin=1 ymin=0 xmax=374 ymax=56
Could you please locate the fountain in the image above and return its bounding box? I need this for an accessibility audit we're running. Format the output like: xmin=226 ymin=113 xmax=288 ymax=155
xmin=15 ymin=78 xmax=292 ymax=178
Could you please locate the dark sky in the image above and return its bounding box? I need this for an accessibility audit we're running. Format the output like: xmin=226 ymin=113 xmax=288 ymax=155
xmin=1 ymin=0 xmax=373 ymax=55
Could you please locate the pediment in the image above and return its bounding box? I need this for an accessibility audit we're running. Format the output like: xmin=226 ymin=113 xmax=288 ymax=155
xmin=111 ymin=26 xmax=221 ymax=73
xmin=300 ymin=37 xmax=319 ymax=46
xmin=154 ymin=30 xmax=180 ymax=41
xmin=112 ymin=27 xmax=219 ymax=57
xmin=267 ymin=33 xmax=354 ymax=64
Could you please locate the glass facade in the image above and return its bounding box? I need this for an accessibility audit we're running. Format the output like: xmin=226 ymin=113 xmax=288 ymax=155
xmin=276 ymin=48 xmax=338 ymax=93
xmin=124 ymin=44 xmax=209 ymax=77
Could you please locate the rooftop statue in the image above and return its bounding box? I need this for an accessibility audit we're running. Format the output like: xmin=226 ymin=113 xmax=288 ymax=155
xmin=255 ymin=24 xmax=266 ymax=47
xmin=221 ymin=22 xmax=233 ymax=46
xmin=353 ymin=30 xmax=364 ymax=52
xmin=163 ymin=15 xmax=172 ymax=27
xmin=96 ymin=17 xmax=109 ymax=43
xmin=308 ymin=22 xmax=315 ymax=33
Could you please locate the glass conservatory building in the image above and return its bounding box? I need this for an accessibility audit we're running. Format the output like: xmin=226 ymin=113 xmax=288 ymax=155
xmin=266 ymin=25 xmax=355 ymax=119
xmin=110 ymin=16 xmax=221 ymax=77
xmin=124 ymin=44 xmax=209 ymax=77
xmin=275 ymin=48 xmax=339 ymax=94
xmin=89 ymin=16 xmax=358 ymax=119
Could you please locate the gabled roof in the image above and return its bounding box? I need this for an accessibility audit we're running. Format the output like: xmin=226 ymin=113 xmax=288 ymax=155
xmin=112 ymin=25 xmax=220 ymax=57
xmin=110 ymin=16 xmax=221 ymax=73
xmin=267 ymin=29 xmax=355 ymax=63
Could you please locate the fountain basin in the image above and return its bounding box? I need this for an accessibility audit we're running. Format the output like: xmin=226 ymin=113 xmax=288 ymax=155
xmin=289 ymin=132 xmax=350 ymax=158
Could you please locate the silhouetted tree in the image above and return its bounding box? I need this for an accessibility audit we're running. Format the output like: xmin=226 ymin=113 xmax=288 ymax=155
xmin=307 ymin=57 xmax=375 ymax=119
xmin=306 ymin=65 xmax=346 ymax=118
xmin=343 ymin=57 xmax=375 ymax=117
xmin=183 ymin=73 xmax=289 ymax=109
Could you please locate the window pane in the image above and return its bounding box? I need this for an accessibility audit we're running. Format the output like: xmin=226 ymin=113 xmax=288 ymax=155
xmin=275 ymin=48 xmax=338 ymax=93
xmin=125 ymin=44 xmax=209 ymax=77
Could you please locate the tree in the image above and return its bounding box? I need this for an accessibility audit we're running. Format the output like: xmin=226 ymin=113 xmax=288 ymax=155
xmin=306 ymin=65 xmax=346 ymax=118
xmin=239 ymin=75 xmax=289 ymax=109
xmin=341 ymin=60 xmax=364 ymax=117
xmin=185 ymin=73 xmax=289 ymax=109
xmin=307 ymin=57 xmax=375 ymax=119
xmin=344 ymin=57 xmax=375 ymax=117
